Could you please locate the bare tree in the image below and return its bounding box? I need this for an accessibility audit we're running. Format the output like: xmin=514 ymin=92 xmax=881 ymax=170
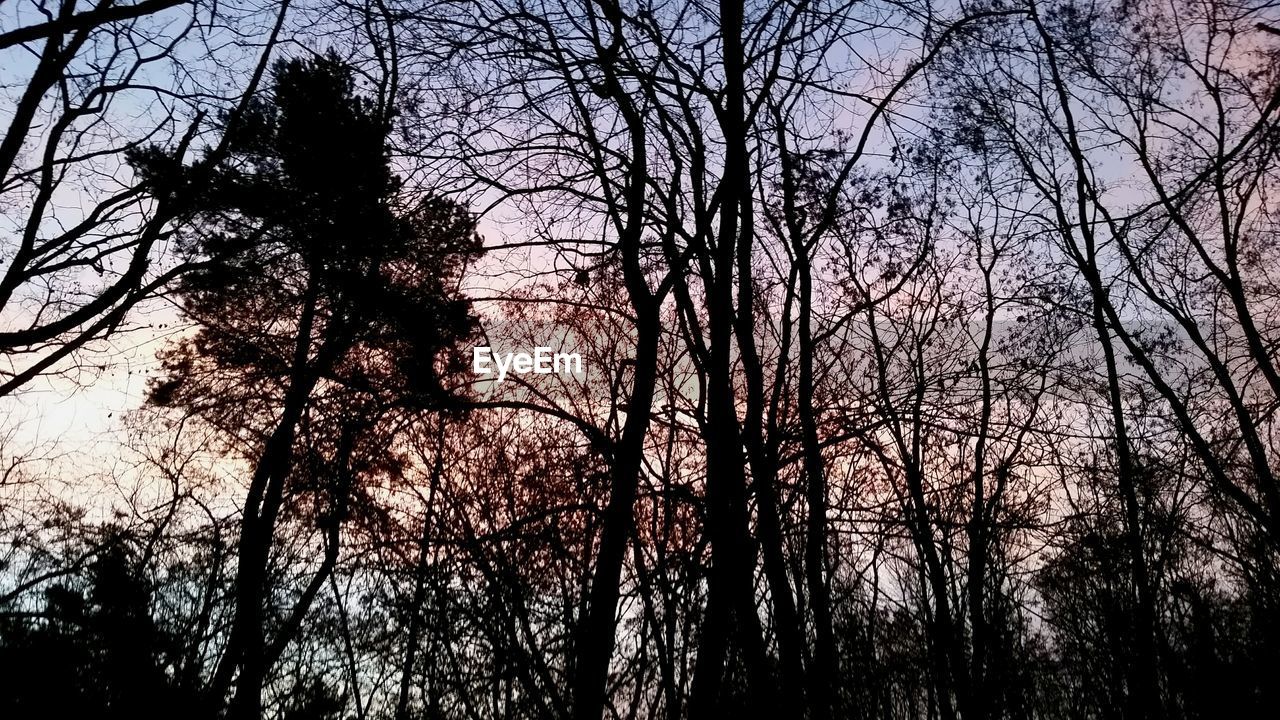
xmin=0 ymin=0 xmax=294 ymax=397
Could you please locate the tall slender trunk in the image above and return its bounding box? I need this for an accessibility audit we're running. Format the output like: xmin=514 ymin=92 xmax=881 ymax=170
xmin=796 ymin=243 xmax=834 ymax=720
xmin=569 ymin=9 xmax=661 ymax=713
xmin=396 ymin=421 xmax=447 ymax=720
xmin=1030 ymin=7 xmax=1163 ymax=715
xmin=965 ymin=250 xmax=999 ymax=720
xmin=737 ymin=127 xmax=806 ymax=717
xmin=775 ymin=111 xmax=834 ymax=718
xmin=1094 ymin=300 xmax=1160 ymax=720
xmin=217 ymin=290 xmax=320 ymax=720
xmin=570 ymin=301 xmax=659 ymax=720
xmin=691 ymin=2 xmax=776 ymax=713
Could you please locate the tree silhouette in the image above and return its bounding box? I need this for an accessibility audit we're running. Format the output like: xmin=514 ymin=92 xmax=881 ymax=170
xmin=0 ymin=528 xmax=193 ymax=718
xmin=5 ymin=2 xmax=1280 ymax=720
xmin=134 ymin=51 xmax=481 ymax=719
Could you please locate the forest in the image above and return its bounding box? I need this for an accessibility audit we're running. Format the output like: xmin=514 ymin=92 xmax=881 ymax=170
xmin=1 ymin=0 xmax=1278 ymax=718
